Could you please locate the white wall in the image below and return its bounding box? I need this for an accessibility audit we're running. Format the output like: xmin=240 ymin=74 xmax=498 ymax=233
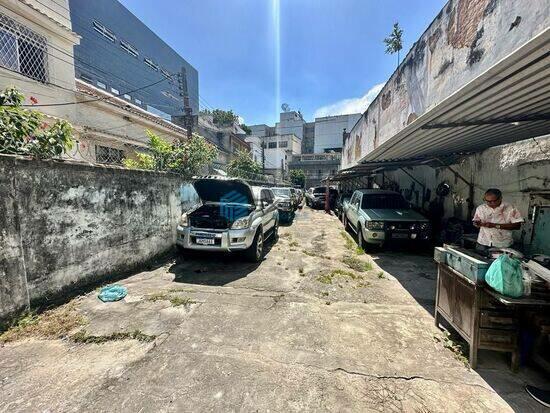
xmin=276 ymin=112 xmax=305 ymax=140
xmin=314 ymin=114 xmax=361 ymax=153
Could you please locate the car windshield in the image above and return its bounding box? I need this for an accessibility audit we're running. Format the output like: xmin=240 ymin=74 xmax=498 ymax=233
xmin=361 ymin=194 xmax=410 ymax=209
xmin=313 ymin=187 xmax=325 ymax=194
xmin=272 ymin=188 xmax=291 ymax=197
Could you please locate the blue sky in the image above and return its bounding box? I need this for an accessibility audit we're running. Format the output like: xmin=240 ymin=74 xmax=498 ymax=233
xmin=119 ymin=0 xmax=445 ymax=125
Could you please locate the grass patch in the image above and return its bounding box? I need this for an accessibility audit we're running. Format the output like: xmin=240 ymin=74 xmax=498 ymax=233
xmin=321 ymin=292 xmax=329 ymax=297
xmin=146 ymin=292 xmax=196 ymax=307
xmin=378 ymin=271 xmax=386 ymax=279
xmin=298 ymin=267 xmax=305 ymax=276
xmin=302 ymin=249 xmax=330 ymax=259
xmin=434 ymin=332 xmax=469 ymax=367
xmin=72 ymin=329 xmax=156 ymax=344
xmin=289 ymin=241 xmax=299 ymax=247
xmin=340 ymin=231 xmax=355 ymax=250
xmin=0 ymin=303 xmax=86 ymax=343
xmin=342 ymin=255 xmax=373 ymax=272
xmin=316 ymin=269 xmax=361 ymax=285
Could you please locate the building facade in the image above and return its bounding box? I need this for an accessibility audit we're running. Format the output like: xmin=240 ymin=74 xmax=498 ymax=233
xmin=68 ymin=0 xmax=199 ymax=119
xmin=314 ymin=114 xmax=361 ymax=153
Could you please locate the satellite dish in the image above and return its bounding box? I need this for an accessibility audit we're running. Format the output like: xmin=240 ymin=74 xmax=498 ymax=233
xmin=281 ymin=103 xmax=290 ymax=112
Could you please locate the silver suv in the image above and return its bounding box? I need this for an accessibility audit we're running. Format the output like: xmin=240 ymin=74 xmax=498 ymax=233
xmin=176 ymin=176 xmax=279 ymax=262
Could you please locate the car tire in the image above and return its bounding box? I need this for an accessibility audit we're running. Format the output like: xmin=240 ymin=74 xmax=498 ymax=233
xmin=357 ymin=225 xmax=366 ymax=251
xmin=343 ymin=215 xmax=348 ymax=230
xmin=176 ymin=244 xmax=191 ymax=258
xmin=245 ymin=227 xmax=264 ymax=263
xmin=273 ymin=219 xmax=279 ymax=242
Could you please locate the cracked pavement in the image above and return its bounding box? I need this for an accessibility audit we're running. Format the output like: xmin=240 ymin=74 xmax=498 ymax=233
xmin=0 ymin=208 xmax=542 ymax=412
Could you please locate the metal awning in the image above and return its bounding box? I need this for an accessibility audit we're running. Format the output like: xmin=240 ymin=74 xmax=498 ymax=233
xmin=361 ymin=28 xmax=550 ymax=162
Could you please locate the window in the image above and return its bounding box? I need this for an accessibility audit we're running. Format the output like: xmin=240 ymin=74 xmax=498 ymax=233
xmin=123 ymin=94 xmax=131 ymax=100
xmin=144 ymin=57 xmax=159 ymax=71
xmin=92 ymin=21 xmax=116 ymax=42
xmin=268 ymin=142 xmax=277 ymax=149
xmin=97 ymin=81 xmax=106 ymax=89
xmin=95 ymin=145 xmax=124 ymax=165
xmin=0 ymin=13 xmax=48 ymax=83
xmin=111 ymin=87 xmax=119 ymax=95
xmin=135 ymin=98 xmax=142 ymax=105
xmin=120 ymin=39 xmax=138 ymax=58
xmin=279 ymin=141 xmax=288 ymax=148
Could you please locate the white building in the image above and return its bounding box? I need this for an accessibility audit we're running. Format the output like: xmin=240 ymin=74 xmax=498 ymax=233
xmin=276 ymin=111 xmax=305 ymax=140
xmin=314 ymin=114 xmax=361 ymax=153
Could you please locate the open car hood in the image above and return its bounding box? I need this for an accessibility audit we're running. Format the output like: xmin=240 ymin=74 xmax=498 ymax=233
xmin=193 ymin=177 xmax=255 ymax=205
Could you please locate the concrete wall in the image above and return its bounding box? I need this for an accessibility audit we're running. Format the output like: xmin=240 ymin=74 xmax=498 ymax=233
xmin=343 ymin=0 xmax=550 ymax=168
xmin=314 ymin=114 xmax=361 ymax=153
xmin=276 ymin=112 xmax=305 ymax=140
xmin=383 ymin=136 xmax=550 ymax=242
xmin=0 ymin=155 xmax=183 ymax=321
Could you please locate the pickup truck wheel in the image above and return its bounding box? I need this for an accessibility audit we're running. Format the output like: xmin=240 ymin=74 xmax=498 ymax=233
xmin=357 ymin=225 xmax=366 ymax=251
xmin=343 ymin=215 xmax=348 ymax=230
xmin=245 ymin=228 xmax=264 ymax=262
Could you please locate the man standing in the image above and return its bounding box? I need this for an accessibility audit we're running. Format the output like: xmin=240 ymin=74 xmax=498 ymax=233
xmin=473 ymin=188 xmax=524 ymax=253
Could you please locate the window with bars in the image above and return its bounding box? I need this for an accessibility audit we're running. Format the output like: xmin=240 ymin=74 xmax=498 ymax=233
xmin=268 ymin=142 xmax=277 ymax=149
xmin=144 ymin=57 xmax=159 ymax=71
xmin=160 ymin=68 xmax=172 ymax=79
xmin=278 ymin=141 xmax=288 ymax=148
xmin=120 ymin=39 xmax=138 ymax=58
xmin=0 ymin=13 xmax=48 ymax=83
xmin=95 ymin=145 xmax=124 ymax=165
xmin=92 ymin=20 xmax=116 ymax=42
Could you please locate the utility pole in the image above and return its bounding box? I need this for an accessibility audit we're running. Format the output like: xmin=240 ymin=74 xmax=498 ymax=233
xmin=177 ymin=67 xmax=193 ymax=140
xmin=261 ymin=140 xmax=266 ymax=174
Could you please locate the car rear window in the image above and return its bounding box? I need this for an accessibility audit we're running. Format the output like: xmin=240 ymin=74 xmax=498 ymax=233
xmin=361 ymin=194 xmax=409 ymax=209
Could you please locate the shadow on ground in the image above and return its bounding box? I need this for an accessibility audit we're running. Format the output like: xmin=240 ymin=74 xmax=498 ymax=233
xmin=168 ymin=238 xmax=276 ymax=287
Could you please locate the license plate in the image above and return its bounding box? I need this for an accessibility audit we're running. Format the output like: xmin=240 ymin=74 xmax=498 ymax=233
xmin=392 ymin=233 xmax=409 ymax=239
xmin=196 ymin=238 xmax=215 ymax=245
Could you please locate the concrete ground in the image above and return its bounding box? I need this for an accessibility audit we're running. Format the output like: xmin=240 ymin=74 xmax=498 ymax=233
xmin=0 ymin=208 xmax=548 ymax=412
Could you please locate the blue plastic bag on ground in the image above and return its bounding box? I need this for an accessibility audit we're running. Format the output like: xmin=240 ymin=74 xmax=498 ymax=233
xmin=485 ymin=255 xmax=523 ymax=298
xmin=98 ymin=285 xmax=127 ymax=302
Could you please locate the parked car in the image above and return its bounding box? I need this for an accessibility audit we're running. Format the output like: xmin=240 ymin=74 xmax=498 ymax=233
xmin=272 ymin=187 xmax=299 ymax=210
xmin=343 ymin=189 xmax=431 ymax=249
xmin=176 ymin=176 xmax=279 ymax=262
xmin=271 ymin=187 xmax=295 ymax=223
xmin=305 ymin=186 xmax=338 ymax=210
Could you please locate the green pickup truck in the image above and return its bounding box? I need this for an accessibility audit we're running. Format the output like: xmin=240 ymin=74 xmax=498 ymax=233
xmin=343 ymin=189 xmax=431 ymax=249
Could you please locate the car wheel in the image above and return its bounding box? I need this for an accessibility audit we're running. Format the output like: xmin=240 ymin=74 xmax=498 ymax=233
xmin=245 ymin=228 xmax=264 ymax=263
xmin=357 ymin=225 xmax=366 ymax=251
xmin=273 ymin=219 xmax=279 ymax=242
xmin=343 ymin=215 xmax=348 ymax=230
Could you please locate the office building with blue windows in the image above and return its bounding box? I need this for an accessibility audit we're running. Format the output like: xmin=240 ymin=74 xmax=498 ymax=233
xmin=68 ymin=0 xmax=199 ymax=119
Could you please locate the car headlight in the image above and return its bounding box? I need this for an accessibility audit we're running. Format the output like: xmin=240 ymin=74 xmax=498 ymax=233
xmin=179 ymin=213 xmax=189 ymax=227
xmin=367 ymin=221 xmax=385 ymax=230
xmin=231 ymin=216 xmax=251 ymax=229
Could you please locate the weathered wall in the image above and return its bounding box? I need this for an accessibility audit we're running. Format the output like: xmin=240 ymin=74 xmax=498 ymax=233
xmin=0 ymin=155 xmax=182 ymax=321
xmin=343 ymin=0 xmax=550 ymax=168
xmin=384 ymin=136 xmax=550 ymax=242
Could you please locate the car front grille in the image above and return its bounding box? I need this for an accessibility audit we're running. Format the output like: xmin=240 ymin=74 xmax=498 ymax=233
xmin=387 ymin=222 xmax=413 ymax=231
xmin=190 ymin=216 xmax=229 ymax=229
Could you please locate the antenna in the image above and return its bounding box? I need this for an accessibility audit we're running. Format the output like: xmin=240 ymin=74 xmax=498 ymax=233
xmin=281 ymin=103 xmax=290 ymax=112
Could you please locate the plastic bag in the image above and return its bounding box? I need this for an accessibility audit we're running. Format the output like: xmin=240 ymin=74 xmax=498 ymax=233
xmin=485 ymin=255 xmax=523 ymax=298
xmin=98 ymin=285 xmax=127 ymax=302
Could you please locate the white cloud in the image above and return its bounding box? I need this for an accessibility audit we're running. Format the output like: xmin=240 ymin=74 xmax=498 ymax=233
xmin=237 ymin=115 xmax=245 ymax=124
xmin=314 ymin=83 xmax=385 ymax=118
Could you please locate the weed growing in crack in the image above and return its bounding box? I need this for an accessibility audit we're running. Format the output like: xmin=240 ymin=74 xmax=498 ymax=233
xmin=317 ymin=269 xmax=362 ymax=285
xmin=433 ymin=333 xmax=469 ymax=367
xmin=298 ymin=267 xmax=305 ymax=276
xmin=342 ymin=255 xmax=373 ymax=272
xmin=289 ymin=241 xmax=299 ymax=247
xmin=146 ymin=292 xmax=196 ymax=307
xmin=169 ymin=297 xmax=196 ymax=307
xmin=72 ymin=329 xmax=156 ymax=344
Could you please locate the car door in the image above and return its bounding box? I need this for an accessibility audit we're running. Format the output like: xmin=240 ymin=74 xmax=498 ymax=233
xmin=348 ymin=192 xmax=361 ymax=230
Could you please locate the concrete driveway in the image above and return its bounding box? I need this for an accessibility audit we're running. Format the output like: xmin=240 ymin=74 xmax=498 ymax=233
xmin=0 ymin=208 xmax=544 ymax=412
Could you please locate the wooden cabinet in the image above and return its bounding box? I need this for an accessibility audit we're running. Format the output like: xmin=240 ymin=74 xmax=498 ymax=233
xmin=435 ymin=263 xmax=519 ymax=370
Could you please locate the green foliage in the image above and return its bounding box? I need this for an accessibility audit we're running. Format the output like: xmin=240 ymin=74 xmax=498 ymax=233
xmin=0 ymin=86 xmax=74 ymax=158
xmin=124 ymin=130 xmax=218 ymax=180
xmin=240 ymin=123 xmax=252 ymax=135
xmin=384 ymin=22 xmax=404 ymax=66
xmin=289 ymin=169 xmax=305 ymax=188
xmin=227 ymin=149 xmax=262 ymax=179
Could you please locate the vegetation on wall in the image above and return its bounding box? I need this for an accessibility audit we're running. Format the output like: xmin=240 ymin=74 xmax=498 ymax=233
xmin=124 ymin=130 xmax=218 ymax=180
xmin=289 ymin=169 xmax=306 ymax=188
xmin=227 ymin=149 xmax=262 ymax=179
xmin=0 ymin=86 xmax=74 ymax=158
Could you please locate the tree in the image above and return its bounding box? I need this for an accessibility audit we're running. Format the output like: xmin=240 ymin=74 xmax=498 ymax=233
xmin=124 ymin=130 xmax=218 ymax=180
xmin=212 ymin=109 xmax=238 ymax=126
xmin=0 ymin=86 xmax=74 ymax=158
xmin=240 ymin=124 xmax=252 ymax=135
xmin=289 ymin=169 xmax=306 ymax=188
xmin=384 ymin=22 xmax=404 ymax=67
xmin=227 ymin=150 xmax=262 ymax=180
